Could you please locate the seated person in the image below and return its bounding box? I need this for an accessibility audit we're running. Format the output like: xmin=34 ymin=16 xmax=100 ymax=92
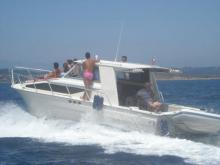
xmin=60 ymin=62 xmax=69 ymax=77
xmin=67 ymin=59 xmax=74 ymax=70
xmin=45 ymin=62 xmax=61 ymax=78
xmin=136 ymin=82 xmax=164 ymax=112
xmin=63 ymin=62 xmax=69 ymax=73
xmin=71 ymin=58 xmax=80 ymax=76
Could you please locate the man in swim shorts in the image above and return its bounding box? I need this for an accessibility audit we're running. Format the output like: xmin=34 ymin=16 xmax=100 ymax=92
xmin=81 ymin=52 xmax=99 ymax=100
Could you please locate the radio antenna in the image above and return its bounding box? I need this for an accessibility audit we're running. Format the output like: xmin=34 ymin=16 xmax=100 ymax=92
xmin=114 ymin=23 xmax=124 ymax=61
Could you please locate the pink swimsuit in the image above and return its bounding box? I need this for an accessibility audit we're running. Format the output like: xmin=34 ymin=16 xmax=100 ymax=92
xmin=83 ymin=71 xmax=93 ymax=80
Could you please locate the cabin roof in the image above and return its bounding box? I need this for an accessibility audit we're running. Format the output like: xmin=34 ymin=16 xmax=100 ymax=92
xmin=77 ymin=60 xmax=169 ymax=72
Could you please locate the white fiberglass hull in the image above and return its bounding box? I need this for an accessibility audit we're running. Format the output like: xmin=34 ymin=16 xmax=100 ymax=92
xmin=171 ymin=110 xmax=220 ymax=135
xmin=16 ymin=88 xmax=163 ymax=135
xmin=14 ymin=87 xmax=220 ymax=136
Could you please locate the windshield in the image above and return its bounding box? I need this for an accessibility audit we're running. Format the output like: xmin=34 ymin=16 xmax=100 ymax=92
xmin=116 ymin=69 xmax=150 ymax=83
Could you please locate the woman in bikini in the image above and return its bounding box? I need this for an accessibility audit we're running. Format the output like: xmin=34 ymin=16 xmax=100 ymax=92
xmin=81 ymin=52 xmax=99 ymax=100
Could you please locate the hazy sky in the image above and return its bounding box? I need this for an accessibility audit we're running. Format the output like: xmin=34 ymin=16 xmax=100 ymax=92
xmin=0 ymin=0 xmax=220 ymax=68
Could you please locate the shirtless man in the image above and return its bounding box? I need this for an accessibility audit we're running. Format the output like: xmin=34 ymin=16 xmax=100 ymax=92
xmin=81 ymin=52 xmax=99 ymax=100
xmin=45 ymin=62 xmax=61 ymax=79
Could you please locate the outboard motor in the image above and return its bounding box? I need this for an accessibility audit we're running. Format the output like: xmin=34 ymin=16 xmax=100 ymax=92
xmin=93 ymin=95 xmax=104 ymax=110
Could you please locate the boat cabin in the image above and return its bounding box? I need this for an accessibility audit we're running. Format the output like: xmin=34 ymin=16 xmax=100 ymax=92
xmin=12 ymin=60 xmax=169 ymax=110
xmin=63 ymin=60 xmax=169 ymax=108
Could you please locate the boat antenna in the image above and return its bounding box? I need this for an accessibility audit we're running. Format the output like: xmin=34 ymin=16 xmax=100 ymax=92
xmin=114 ymin=23 xmax=124 ymax=61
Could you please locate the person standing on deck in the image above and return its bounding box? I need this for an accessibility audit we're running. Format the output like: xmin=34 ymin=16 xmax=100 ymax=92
xmin=81 ymin=52 xmax=99 ymax=100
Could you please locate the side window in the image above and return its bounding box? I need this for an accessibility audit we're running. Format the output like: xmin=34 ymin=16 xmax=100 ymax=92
xmin=116 ymin=71 xmax=126 ymax=80
xmin=26 ymin=83 xmax=84 ymax=94
xmin=116 ymin=69 xmax=149 ymax=83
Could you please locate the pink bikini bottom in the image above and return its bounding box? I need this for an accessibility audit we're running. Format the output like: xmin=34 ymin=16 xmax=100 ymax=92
xmin=83 ymin=71 xmax=93 ymax=80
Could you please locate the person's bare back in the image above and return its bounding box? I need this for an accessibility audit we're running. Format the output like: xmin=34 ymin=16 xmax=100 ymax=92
xmin=83 ymin=59 xmax=96 ymax=72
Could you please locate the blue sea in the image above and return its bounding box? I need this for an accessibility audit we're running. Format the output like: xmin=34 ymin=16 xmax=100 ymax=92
xmin=1 ymin=80 xmax=220 ymax=165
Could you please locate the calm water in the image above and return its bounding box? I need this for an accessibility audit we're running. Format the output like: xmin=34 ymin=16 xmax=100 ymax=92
xmin=1 ymin=80 xmax=220 ymax=165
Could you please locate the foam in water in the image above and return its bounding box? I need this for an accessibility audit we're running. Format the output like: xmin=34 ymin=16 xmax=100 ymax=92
xmin=1 ymin=102 xmax=220 ymax=165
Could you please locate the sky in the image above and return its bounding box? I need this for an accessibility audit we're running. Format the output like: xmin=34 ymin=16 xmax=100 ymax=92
xmin=0 ymin=0 xmax=220 ymax=69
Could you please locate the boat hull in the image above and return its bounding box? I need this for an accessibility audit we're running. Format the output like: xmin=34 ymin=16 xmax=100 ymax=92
xmin=172 ymin=111 xmax=220 ymax=135
xmin=16 ymin=89 xmax=165 ymax=135
xmin=14 ymin=88 xmax=220 ymax=137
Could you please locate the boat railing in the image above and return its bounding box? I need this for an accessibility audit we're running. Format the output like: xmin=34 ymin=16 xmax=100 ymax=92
xmin=11 ymin=67 xmax=112 ymax=106
xmin=82 ymin=87 xmax=112 ymax=106
xmin=11 ymin=66 xmax=51 ymax=85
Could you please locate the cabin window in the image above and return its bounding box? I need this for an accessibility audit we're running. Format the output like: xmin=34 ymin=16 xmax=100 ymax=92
xmin=116 ymin=69 xmax=150 ymax=83
xmin=116 ymin=69 xmax=150 ymax=106
xmin=26 ymin=83 xmax=84 ymax=94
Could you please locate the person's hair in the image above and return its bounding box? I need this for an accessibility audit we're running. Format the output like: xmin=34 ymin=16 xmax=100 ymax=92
xmin=67 ymin=59 xmax=73 ymax=65
xmin=63 ymin=62 xmax=69 ymax=72
xmin=85 ymin=52 xmax=91 ymax=59
xmin=53 ymin=62 xmax=59 ymax=69
xmin=121 ymin=56 xmax=127 ymax=62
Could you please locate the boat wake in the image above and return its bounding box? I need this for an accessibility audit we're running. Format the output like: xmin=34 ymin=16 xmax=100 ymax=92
xmin=1 ymin=102 xmax=220 ymax=165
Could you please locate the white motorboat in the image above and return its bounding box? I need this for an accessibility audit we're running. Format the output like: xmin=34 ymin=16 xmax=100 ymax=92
xmin=11 ymin=60 xmax=220 ymax=136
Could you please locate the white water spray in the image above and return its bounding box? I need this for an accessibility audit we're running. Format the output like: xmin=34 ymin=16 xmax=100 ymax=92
xmin=1 ymin=102 xmax=220 ymax=165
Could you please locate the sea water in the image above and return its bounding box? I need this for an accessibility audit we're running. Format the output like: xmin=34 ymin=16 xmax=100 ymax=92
xmin=0 ymin=80 xmax=220 ymax=165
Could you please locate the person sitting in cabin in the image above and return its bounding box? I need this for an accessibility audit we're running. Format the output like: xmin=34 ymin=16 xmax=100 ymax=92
xmin=71 ymin=58 xmax=80 ymax=77
xmin=81 ymin=52 xmax=99 ymax=100
xmin=45 ymin=62 xmax=61 ymax=79
xmin=136 ymin=82 xmax=163 ymax=112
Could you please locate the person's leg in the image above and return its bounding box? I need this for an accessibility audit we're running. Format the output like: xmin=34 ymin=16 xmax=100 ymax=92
xmin=148 ymin=101 xmax=161 ymax=112
xmin=81 ymin=72 xmax=93 ymax=100
xmin=81 ymin=78 xmax=86 ymax=100
xmin=87 ymin=79 xmax=93 ymax=99
xmin=82 ymin=78 xmax=89 ymax=100
xmin=154 ymin=102 xmax=162 ymax=111
xmin=148 ymin=101 xmax=155 ymax=111
xmin=152 ymin=101 xmax=163 ymax=112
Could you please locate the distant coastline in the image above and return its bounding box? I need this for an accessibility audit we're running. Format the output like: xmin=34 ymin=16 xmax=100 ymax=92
xmin=1 ymin=67 xmax=220 ymax=83
xmin=155 ymin=67 xmax=220 ymax=81
xmin=156 ymin=76 xmax=220 ymax=81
